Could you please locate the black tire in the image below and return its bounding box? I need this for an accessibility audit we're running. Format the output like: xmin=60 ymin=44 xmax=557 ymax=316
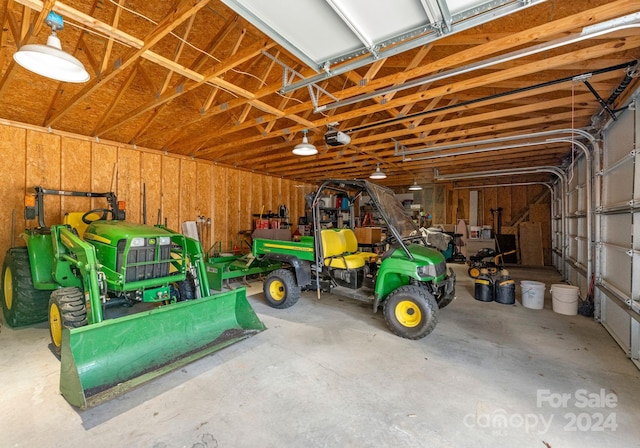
xmin=177 ymin=273 xmax=197 ymax=301
xmin=263 ymin=269 xmax=300 ymax=309
xmin=383 ymin=285 xmax=438 ymax=339
xmin=1 ymin=248 xmax=50 ymax=327
xmin=49 ymin=287 xmax=87 ymax=356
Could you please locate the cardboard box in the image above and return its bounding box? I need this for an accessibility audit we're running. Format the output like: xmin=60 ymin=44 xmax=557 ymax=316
xmin=354 ymin=227 xmax=382 ymax=244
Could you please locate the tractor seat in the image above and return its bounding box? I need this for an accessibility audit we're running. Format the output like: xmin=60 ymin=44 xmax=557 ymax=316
xmin=320 ymin=229 xmax=365 ymax=269
xmin=339 ymin=228 xmax=378 ymax=263
xmin=64 ymin=212 xmax=100 ymax=239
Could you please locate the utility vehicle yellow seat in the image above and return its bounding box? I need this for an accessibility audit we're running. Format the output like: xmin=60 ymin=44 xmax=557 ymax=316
xmin=320 ymin=229 xmax=365 ymax=269
xmin=339 ymin=228 xmax=378 ymax=262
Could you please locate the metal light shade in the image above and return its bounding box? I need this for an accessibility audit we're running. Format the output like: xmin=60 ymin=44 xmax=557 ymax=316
xmin=408 ymin=180 xmax=423 ymax=190
xmin=369 ymin=164 xmax=387 ymax=179
xmin=292 ymin=132 xmax=317 ymax=156
xmin=14 ymin=32 xmax=90 ymax=83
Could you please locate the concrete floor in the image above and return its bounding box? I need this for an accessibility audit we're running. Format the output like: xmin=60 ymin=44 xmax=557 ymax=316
xmin=1 ymin=263 xmax=640 ymax=448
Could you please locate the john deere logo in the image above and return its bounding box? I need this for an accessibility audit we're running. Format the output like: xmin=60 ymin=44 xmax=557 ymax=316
xmin=148 ymin=238 xmax=156 ymax=245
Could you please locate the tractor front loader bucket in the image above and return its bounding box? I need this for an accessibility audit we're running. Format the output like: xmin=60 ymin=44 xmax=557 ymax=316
xmin=59 ymin=287 xmax=265 ymax=408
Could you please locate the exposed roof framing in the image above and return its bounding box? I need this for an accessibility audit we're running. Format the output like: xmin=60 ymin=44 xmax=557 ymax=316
xmin=0 ymin=0 xmax=639 ymax=189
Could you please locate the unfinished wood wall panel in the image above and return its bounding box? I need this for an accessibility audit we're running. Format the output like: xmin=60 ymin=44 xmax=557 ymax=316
xmin=0 ymin=125 xmax=26 ymax=250
xmin=262 ymin=174 xmax=273 ymax=216
xmin=27 ymin=131 xmax=61 ymax=226
xmin=238 ymin=170 xmax=252 ymax=232
xmin=196 ymin=161 xmax=212 ymax=250
xmin=161 ymin=156 xmax=180 ymax=230
xmin=91 ymin=142 xmax=118 ymax=199
xmin=433 ymin=185 xmax=444 ymax=224
xmin=212 ymin=165 xmax=229 ymax=250
xmin=140 ymin=151 xmax=162 ymax=225
xmin=61 ymin=138 xmax=92 ymax=212
xmin=251 ymin=173 xmax=263 ymax=221
xmin=530 ymin=203 xmax=552 ymax=265
xmin=520 ymin=221 xmax=544 ymax=266
xmin=179 ymin=158 xmax=197 ymax=225
xmin=484 ymin=188 xmax=498 ymax=229
xmin=0 ymin=122 xmax=318 ymax=259
xmin=227 ymin=167 xmax=241 ymax=246
xmin=117 ymin=147 xmax=141 ymax=223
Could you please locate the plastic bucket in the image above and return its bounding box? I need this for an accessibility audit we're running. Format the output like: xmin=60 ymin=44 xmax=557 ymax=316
xmin=495 ymin=278 xmax=515 ymax=305
xmin=469 ymin=226 xmax=481 ymax=239
xmin=474 ymin=277 xmax=494 ymax=302
xmin=520 ymin=280 xmax=545 ymax=309
xmin=551 ymin=284 xmax=579 ymax=315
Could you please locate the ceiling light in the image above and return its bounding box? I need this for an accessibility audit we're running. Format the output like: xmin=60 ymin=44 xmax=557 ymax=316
xmin=13 ymin=11 xmax=90 ymax=84
xmin=292 ymin=129 xmax=317 ymax=156
xmin=369 ymin=163 xmax=387 ymax=180
xmin=408 ymin=180 xmax=423 ymax=191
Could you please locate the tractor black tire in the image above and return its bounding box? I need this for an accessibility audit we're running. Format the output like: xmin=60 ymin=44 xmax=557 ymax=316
xmin=177 ymin=273 xmax=197 ymax=301
xmin=1 ymin=247 xmax=50 ymax=327
xmin=263 ymin=269 xmax=300 ymax=309
xmin=49 ymin=287 xmax=87 ymax=356
xmin=383 ymin=285 xmax=438 ymax=340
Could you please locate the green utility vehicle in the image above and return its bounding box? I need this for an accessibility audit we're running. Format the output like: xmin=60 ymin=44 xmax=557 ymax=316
xmin=253 ymin=179 xmax=455 ymax=339
xmin=1 ymin=186 xmax=265 ymax=408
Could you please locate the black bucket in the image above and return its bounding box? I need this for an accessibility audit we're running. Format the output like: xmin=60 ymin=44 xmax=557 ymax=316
xmin=474 ymin=275 xmax=494 ymax=302
xmin=495 ymin=278 xmax=516 ymax=305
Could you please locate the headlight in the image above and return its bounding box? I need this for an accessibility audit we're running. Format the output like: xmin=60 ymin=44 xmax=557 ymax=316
xmin=159 ymin=236 xmax=171 ymax=245
xmin=417 ymin=265 xmax=435 ymax=278
xmin=130 ymin=237 xmax=145 ymax=247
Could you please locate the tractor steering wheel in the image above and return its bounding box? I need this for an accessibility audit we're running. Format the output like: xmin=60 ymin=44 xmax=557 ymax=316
xmin=82 ymin=208 xmax=115 ymax=224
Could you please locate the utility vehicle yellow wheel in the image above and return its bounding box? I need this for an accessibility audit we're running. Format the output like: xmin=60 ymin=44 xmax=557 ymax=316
xmin=394 ymin=300 xmax=422 ymax=328
xmin=269 ymin=279 xmax=286 ymax=302
xmin=383 ymin=285 xmax=438 ymax=340
xmin=263 ymin=269 xmax=301 ymax=309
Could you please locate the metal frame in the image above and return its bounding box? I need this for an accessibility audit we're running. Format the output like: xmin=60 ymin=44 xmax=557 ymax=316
xmin=251 ymin=0 xmax=547 ymax=93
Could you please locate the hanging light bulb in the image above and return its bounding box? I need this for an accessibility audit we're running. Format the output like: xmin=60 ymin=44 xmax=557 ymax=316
xmin=408 ymin=179 xmax=423 ymax=191
xmin=292 ymin=129 xmax=318 ymax=156
xmin=369 ymin=163 xmax=387 ymax=179
xmin=13 ymin=11 xmax=90 ymax=83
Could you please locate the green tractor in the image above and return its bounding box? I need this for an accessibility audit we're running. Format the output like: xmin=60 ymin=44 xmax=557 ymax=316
xmin=253 ymin=179 xmax=455 ymax=339
xmin=1 ymin=186 xmax=265 ymax=408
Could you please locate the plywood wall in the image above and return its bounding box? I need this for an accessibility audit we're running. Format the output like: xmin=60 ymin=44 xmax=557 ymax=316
xmin=0 ymin=122 xmax=313 ymax=259
xmin=421 ymin=183 xmax=552 ymax=265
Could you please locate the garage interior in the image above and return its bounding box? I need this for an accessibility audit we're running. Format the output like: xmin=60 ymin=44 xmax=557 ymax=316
xmin=1 ymin=0 xmax=640 ymax=446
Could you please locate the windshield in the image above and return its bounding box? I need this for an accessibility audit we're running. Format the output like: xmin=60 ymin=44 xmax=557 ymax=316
xmin=366 ymin=182 xmax=419 ymax=238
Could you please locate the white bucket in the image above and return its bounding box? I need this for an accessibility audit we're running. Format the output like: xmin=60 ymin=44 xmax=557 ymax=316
xmin=551 ymin=284 xmax=579 ymax=315
xmin=469 ymin=226 xmax=481 ymax=239
xmin=520 ymin=280 xmax=545 ymax=309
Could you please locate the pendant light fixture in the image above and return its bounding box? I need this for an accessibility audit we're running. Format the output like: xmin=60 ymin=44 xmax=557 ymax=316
xmin=292 ymin=129 xmax=318 ymax=156
xmin=408 ymin=180 xmax=423 ymax=191
xmin=369 ymin=163 xmax=387 ymax=180
xmin=13 ymin=11 xmax=90 ymax=83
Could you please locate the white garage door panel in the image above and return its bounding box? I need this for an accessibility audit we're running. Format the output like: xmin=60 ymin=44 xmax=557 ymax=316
xmin=601 ymin=294 xmax=631 ymax=354
xmin=601 ymin=214 xmax=632 ymax=247
xmin=602 ymin=162 xmax=634 ymax=206
xmin=601 ymin=247 xmax=632 ymax=296
xmin=604 ymin=110 xmax=635 ymax=164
